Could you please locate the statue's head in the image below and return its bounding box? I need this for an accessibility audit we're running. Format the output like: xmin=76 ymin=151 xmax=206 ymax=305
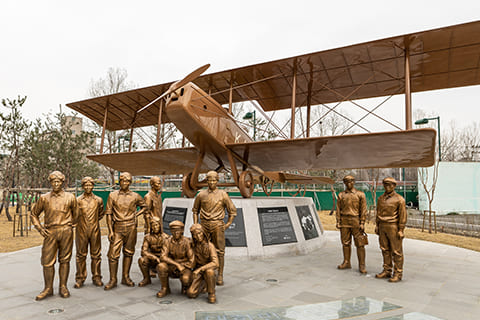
xmin=169 ymin=220 xmax=184 ymax=240
xmin=48 ymin=171 xmax=65 ymax=192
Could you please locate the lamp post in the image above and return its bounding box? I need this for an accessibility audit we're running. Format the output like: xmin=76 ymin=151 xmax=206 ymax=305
xmin=415 ymin=116 xmax=441 ymax=161
xmin=243 ymin=111 xmax=256 ymax=141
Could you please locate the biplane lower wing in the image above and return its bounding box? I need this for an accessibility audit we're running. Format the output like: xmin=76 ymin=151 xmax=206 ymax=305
xmin=227 ymin=128 xmax=436 ymax=171
xmin=86 ymin=147 xmax=218 ymax=176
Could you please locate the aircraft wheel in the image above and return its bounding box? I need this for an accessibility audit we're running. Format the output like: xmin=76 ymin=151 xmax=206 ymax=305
xmin=260 ymin=176 xmax=274 ymax=196
xmin=181 ymin=173 xmax=197 ymax=198
xmin=238 ymin=171 xmax=254 ymax=198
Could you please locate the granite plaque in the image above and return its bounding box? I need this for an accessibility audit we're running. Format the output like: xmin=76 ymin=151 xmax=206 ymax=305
xmin=223 ymin=208 xmax=247 ymax=247
xmin=162 ymin=206 xmax=187 ymax=235
xmin=258 ymin=207 xmax=297 ymax=246
xmin=196 ymin=296 xmax=402 ymax=320
xmin=296 ymin=205 xmax=319 ymax=240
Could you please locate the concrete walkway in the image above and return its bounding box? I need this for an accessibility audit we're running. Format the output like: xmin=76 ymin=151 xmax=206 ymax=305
xmin=0 ymin=231 xmax=478 ymax=320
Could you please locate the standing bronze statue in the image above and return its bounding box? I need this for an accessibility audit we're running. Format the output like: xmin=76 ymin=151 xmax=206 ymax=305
xmin=187 ymin=224 xmax=219 ymax=304
xmin=143 ymin=176 xmax=163 ymax=234
xmin=157 ymin=220 xmax=194 ymax=298
xmin=192 ymin=171 xmax=236 ymax=285
xmin=104 ymin=172 xmax=147 ymax=290
xmin=138 ymin=216 xmax=169 ymax=287
xmin=74 ymin=177 xmax=104 ymax=288
xmin=31 ymin=171 xmax=77 ymax=300
xmin=375 ymin=177 xmax=407 ymax=282
xmin=336 ymin=175 xmax=368 ymax=274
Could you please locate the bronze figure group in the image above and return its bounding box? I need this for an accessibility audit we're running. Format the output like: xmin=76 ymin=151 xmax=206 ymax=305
xmin=336 ymin=175 xmax=407 ymax=282
xmin=31 ymin=170 xmax=234 ymax=304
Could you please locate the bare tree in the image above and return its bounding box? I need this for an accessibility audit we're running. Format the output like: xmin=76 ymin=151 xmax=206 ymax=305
xmin=88 ymin=68 xmax=136 ymax=185
xmin=418 ymin=159 xmax=440 ymax=233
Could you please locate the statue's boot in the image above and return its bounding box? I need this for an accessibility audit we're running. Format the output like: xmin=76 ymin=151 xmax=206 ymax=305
xmin=59 ymin=263 xmax=70 ymax=298
xmin=337 ymin=247 xmax=352 ymax=269
xmin=91 ymin=258 xmax=103 ymax=286
xmin=357 ymin=247 xmax=367 ymax=274
xmin=156 ymin=272 xmax=170 ymax=298
xmin=375 ymin=269 xmax=392 ymax=279
xmin=35 ymin=266 xmax=54 ymax=301
xmin=138 ymin=261 xmax=151 ymax=287
xmin=104 ymin=261 xmax=118 ymax=290
xmin=121 ymin=256 xmax=135 ymax=287
xmin=206 ymin=270 xmax=216 ymax=304
xmin=74 ymin=257 xmax=86 ymax=288
xmin=389 ymin=273 xmax=402 ymax=282
xmin=216 ymin=255 xmax=224 ymax=286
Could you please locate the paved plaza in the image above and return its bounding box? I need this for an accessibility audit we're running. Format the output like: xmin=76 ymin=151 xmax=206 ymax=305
xmin=0 ymin=231 xmax=478 ymax=320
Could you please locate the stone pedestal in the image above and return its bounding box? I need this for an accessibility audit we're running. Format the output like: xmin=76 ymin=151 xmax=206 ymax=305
xmin=161 ymin=197 xmax=326 ymax=259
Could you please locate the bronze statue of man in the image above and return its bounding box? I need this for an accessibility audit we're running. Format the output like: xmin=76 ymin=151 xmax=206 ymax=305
xmin=104 ymin=172 xmax=147 ymax=290
xmin=138 ymin=217 xmax=169 ymax=287
xmin=143 ymin=176 xmax=163 ymax=234
xmin=336 ymin=175 xmax=368 ymax=274
xmin=74 ymin=177 xmax=104 ymax=288
xmin=375 ymin=177 xmax=407 ymax=282
xmin=31 ymin=171 xmax=77 ymax=300
xmin=192 ymin=171 xmax=236 ymax=285
xmin=157 ymin=220 xmax=194 ymax=298
xmin=187 ymin=224 xmax=218 ymax=304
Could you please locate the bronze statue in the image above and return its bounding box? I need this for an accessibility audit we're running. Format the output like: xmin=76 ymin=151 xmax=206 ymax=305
xmin=74 ymin=177 xmax=104 ymax=288
xmin=104 ymin=172 xmax=147 ymax=290
xmin=143 ymin=176 xmax=163 ymax=234
xmin=187 ymin=224 xmax=218 ymax=304
xmin=375 ymin=177 xmax=407 ymax=282
xmin=157 ymin=220 xmax=194 ymax=298
xmin=138 ymin=216 xmax=169 ymax=287
xmin=336 ymin=175 xmax=368 ymax=274
xmin=192 ymin=171 xmax=236 ymax=285
xmin=31 ymin=171 xmax=77 ymax=300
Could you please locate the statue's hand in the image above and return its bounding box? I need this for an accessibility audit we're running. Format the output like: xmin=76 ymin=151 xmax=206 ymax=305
xmin=336 ymin=223 xmax=340 ymax=229
xmin=177 ymin=264 xmax=185 ymax=273
xmin=375 ymin=226 xmax=379 ymax=235
xmin=224 ymin=223 xmax=231 ymax=231
xmin=40 ymin=228 xmax=50 ymax=238
xmin=108 ymin=233 xmax=114 ymax=242
xmin=397 ymin=230 xmax=405 ymax=239
xmin=359 ymin=224 xmax=365 ymax=233
xmin=193 ymin=269 xmax=200 ymax=277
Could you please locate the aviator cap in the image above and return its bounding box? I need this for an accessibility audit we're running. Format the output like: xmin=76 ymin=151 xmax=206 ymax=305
xmin=169 ymin=220 xmax=184 ymax=230
xmin=343 ymin=175 xmax=355 ymax=182
xmin=382 ymin=177 xmax=397 ymax=185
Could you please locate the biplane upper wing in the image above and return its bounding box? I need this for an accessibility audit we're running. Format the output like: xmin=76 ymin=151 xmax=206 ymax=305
xmin=67 ymin=21 xmax=480 ymax=131
xmin=227 ymin=128 xmax=436 ymax=171
xmin=86 ymin=147 xmax=218 ymax=176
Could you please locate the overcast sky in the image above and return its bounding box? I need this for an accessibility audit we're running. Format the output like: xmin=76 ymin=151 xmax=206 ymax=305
xmin=1 ymin=0 xmax=479 ymax=133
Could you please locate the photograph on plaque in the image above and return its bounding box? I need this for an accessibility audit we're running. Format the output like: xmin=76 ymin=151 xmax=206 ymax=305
xmin=162 ymin=206 xmax=187 ymax=235
xmin=223 ymin=208 xmax=247 ymax=247
xmin=295 ymin=205 xmax=319 ymax=240
xmin=258 ymin=207 xmax=297 ymax=246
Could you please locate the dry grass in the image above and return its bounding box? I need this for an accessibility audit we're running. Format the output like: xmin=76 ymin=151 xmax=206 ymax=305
xmin=0 ymin=206 xmax=147 ymax=253
xmin=319 ymin=210 xmax=480 ymax=252
xmin=1 ymin=207 xmax=479 ymax=253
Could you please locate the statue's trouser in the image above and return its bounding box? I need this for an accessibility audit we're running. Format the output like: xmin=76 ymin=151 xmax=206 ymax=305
xmin=201 ymin=220 xmax=225 ymax=279
xmin=340 ymin=216 xmax=364 ymax=268
xmin=138 ymin=256 xmax=159 ymax=283
xmin=157 ymin=262 xmax=193 ymax=293
xmin=187 ymin=268 xmax=216 ymax=298
xmin=41 ymin=226 xmax=73 ymax=291
xmin=107 ymin=221 xmax=137 ymax=284
xmin=75 ymin=224 xmax=102 ymax=283
xmin=378 ymin=222 xmax=403 ymax=276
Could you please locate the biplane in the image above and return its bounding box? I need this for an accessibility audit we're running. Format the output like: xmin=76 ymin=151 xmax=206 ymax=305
xmin=67 ymin=21 xmax=480 ymax=198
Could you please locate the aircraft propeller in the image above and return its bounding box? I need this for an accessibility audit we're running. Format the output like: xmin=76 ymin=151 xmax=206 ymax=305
xmin=136 ymin=63 xmax=210 ymax=114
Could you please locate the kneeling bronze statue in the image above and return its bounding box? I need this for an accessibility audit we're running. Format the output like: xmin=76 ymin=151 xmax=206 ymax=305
xmin=157 ymin=220 xmax=194 ymax=298
xmin=138 ymin=217 xmax=169 ymax=287
xmin=187 ymin=224 xmax=219 ymax=304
